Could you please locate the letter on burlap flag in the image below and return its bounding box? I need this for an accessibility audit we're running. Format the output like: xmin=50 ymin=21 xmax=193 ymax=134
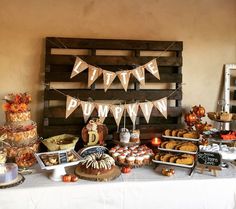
xmin=116 ymin=70 xmax=131 ymax=92
xmin=110 ymin=105 xmax=125 ymax=127
xmin=139 ymin=101 xmax=153 ymax=123
xmin=144 ymin=59 xmax=160 ymax=80
xmin=126 ymin=103 xmax=139 ymax=125
xmin=70 ymin=57 xmax=89 ymax=78
xmin=66 ymin=96 xmax=79 ymax=118
xmin=132 ymin=67 xmax=145 ymax=86
xmin=103 ymin=70 xmax=116 ymax=92
xmin=81 ymin=101 xmax=95 ymax=123
xmin=153 ymin=97 xmax=167 ymax=119
xmin=88 ymin=66 xmax=102 ymax=87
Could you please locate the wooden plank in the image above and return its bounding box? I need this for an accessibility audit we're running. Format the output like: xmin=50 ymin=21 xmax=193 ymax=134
xmin=46 ymin=37 xmax=183 ymax=51
xmin=45 ymin=71 xmax=182 ymax=83
xmin=49 ymin=65 xmax=179 ymax=73
xmin=44 ymin=89 xmax=182 ymax=101
xmin=46 ymin=116 xmax=178 ymax=126
xmin=44 ymin=106 xmax=182 ymax=118
xmin=46 ymin=55 xmax=182 ymax=67
xmin=43 ymin=123 xmax=182 ymax=138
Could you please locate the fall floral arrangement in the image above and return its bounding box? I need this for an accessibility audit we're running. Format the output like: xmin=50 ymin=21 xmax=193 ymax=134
xmin=2 ymin=93 xmax=31 ymax=113
xmin=184 ymin=105 xmax=212 ymax=133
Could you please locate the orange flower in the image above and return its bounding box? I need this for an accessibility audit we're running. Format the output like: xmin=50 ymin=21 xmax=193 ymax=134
xmin=19 ymin=103 xmax=28 ymax=112
xmin=2 ymin=103 xmax=11 ymax=111
xmin=9 ymin=104 xmax=20 ymax=113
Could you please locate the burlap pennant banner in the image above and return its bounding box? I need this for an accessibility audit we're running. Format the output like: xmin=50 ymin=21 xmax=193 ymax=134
xmin=65 ymin=95 xmax=80 ymax=118
xmin=70 ymin=57 xmax=89 ymax=78
xmin=144 ymin=58 xmax=160 ymax=80
xmin=126 ymin=103 xmax=139 ymax=125
xmin=116 ymin=70 xmax=131 ymax=92
xmin=88 ymin=66 xmax=102 ymax=87
xmin=70 ymin=56 xmax=163 ymax=91
xmin=95 ymin=103 xmax=110 ymax=123
xmin=103 ymin=70 xmax=116 ymax=92
xmin=153 ymin=97 xmax=167 ymax=119
xmin=139 ymin=101 xmax=153 ymax=123
xmin=110 ymin=105 xmax=125 ymax=127
xmin=132 ymin=66 xmax=145 ymax=86
xmin=81 ymin=101 xmax=95 ymax=123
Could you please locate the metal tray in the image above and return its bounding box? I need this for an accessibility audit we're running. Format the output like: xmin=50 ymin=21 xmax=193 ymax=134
xmin=152 ymin=159 xmax=194 ymax=168
xmin=162 ymin=135 xmax=200 ymax=142
xmin=158 ymin=147 xmax=198 ymax=155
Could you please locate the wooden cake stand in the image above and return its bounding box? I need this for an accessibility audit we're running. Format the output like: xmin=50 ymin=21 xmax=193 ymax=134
xmin=75 ymin=165 xmax=121 ymax=182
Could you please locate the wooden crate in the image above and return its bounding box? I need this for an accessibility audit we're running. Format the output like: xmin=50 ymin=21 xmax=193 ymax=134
xmin=43 ymin=37 xmax=183 ymax=140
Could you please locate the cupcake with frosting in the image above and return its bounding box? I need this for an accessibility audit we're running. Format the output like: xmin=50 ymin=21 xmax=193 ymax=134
xmin=126 ymin=155 xmax=135 ymax=165
xmin=118 ymin=154 xmax=126 ymax=164
xmin=143 ymin=154 xmax=151 ymax=165
xmin=112 ymin=152 xmax=120 ymax=161
xmin=135 ymin=155 xmax=144 ymax=165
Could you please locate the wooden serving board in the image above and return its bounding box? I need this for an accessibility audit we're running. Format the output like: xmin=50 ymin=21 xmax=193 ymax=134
xmin=74 ymin=165 xmax=121 ymax=182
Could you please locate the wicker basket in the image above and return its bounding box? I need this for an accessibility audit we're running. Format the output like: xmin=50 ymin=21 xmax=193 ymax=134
xmin=207 ymin=112 xmax=235 ymax=122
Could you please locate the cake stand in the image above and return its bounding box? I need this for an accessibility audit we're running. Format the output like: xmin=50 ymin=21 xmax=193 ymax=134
xmin=35 ymin=149 xmax=83 ymax=181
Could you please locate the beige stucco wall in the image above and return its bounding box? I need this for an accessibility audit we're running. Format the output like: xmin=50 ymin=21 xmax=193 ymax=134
xmin=0 ymin=0 xmax=236 ymax=131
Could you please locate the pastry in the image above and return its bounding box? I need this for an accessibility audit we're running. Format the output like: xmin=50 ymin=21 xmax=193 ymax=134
xmin=164 ymin=129 xmax=172 ymax=136
xmin=80 ymin=153 xmax=115 ymax=175
xmin=165 ymin=141 xmax=178 ymax=149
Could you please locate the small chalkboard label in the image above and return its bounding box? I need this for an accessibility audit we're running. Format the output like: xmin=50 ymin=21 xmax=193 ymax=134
xmin=197 ymin=151 xmax=221 ymax=166
xmin=59 ymin=152 xmax=68 ymax=164
xmin=80 ymin=146 xmax=108 ymax=158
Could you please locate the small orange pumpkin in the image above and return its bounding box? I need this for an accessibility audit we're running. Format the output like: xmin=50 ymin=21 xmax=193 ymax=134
xmin=121 ymin=166 xmax=131 ymax=173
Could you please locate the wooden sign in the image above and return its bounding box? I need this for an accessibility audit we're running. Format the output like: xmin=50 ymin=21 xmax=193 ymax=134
xmin=80 ymin=146 xmax=108 ymax=158
xmin=197 ymin=151 xmax=222 ymax=166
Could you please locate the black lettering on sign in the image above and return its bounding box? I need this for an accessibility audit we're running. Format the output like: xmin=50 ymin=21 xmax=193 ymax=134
xmin=197 ymin=151 xmax=222 ymax=166
xmin=80 ymin=146 xmax=108 ymax=158
xmin=59 ymin=152 xmax=68 ymax=164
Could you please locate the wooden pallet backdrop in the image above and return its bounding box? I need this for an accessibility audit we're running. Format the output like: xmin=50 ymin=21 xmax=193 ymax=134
xmin=43 ymin=37 xmax=183 ymax=140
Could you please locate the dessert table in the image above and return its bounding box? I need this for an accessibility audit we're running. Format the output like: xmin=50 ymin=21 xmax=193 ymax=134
xmin=1 ymin=163 xmax=236 ymax=209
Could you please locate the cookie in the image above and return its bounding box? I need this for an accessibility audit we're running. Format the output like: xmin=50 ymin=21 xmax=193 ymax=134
xmin=178 ymin=143 xmax=197 ymax=152
xmin=161 ymin=153 xmax=174 ymax=162
xmin=169 ymin=156 xmax=179 ymax=163
xmin=171 ymin=129 xmax=179 ymax=137
xmin=164 ymin=129 xmax=172 ymax=136
xmin=165 ymin=141 xmax=178 ymax=149
xmin=161 ymin=141 xmax=169 ymax=148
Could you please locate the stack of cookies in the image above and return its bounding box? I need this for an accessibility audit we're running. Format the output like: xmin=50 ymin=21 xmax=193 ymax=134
xmin=154 ymin=153 xmax=194 ymax=165
xmin=163 ymin=129 xmax=200 ymax=139
xmin=160 ymin=140 xmax=198 ymax=152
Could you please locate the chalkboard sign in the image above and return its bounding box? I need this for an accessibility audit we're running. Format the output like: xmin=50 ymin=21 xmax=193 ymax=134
xmin=80 ymin=146 xmax=108 ymax=158
xmin=197 ymin=151 xmax=222 ymax=166
xmin=59 ymin=152 xmax=68 ymax=164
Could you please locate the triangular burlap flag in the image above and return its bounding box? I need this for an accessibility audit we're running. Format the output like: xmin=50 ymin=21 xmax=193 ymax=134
xmin=110 ymin=105 xmax=125 ymax=127
xmin=139 ymin=101 xmax=153 ymax=123
xmin=81 ymin=101 xmax=95 ymax=123
xmin=65 ymin=96 xmax=79 ymax=118
xmin=96 ymin=103 xmax=110 ymax=123
xmin=70 ymin=57 xmax=89 ymax=78
xmin=132 ymin=67 xmax=145 ymax=86
xmin=116 ymin=70 xmax=131 ymax=92
xmin=103 ymin=70 xmax=116 ymax=92
xmin=144 ymin=59 xmax=160 ymax=80
xmin=153 ymin=97 xmax=167 ymax=119
xmin=126 ymin=103 xmax=139 ymax=125
xmin=88 ymin=66 xmax=102 ymax=87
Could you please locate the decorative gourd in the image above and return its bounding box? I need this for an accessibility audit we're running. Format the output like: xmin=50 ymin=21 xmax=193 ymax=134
xmin=184 ymin=111 xmax=197 ymax=126
xmin=121 ymin=166 xmax=131 ymax=173
xmin=192 ymin=105 xmax=205 ymax=118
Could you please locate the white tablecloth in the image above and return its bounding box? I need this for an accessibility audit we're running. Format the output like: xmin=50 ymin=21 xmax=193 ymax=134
xmin=1 ymin=163 xmax=236 ymax=209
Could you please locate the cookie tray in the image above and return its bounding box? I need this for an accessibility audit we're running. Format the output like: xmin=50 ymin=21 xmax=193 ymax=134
xmin=162 ymin=135 xmax=200 ymax=142
xmin=158 ymin=147 xmax=198 ymax=155
xmin=152 ymin=159 xmax=194 ymax=168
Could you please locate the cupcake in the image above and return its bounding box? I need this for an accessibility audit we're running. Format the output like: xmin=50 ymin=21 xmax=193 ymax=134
xmin=112 ymin=152 xmax=120 ymax=161
xmin=126 ymin=155 xmax=135 ymax=165
xmin=117 ymin=154 xmax=126 ymax=164
xmin=109 ymin=148 xmax=116 ymax=155
xmin=135 ymin=155 xmax=144 ymax=165
xmin=143 ymin=154 xmax=151 ymax=165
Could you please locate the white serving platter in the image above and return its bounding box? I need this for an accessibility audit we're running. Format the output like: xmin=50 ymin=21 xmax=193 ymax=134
xmin=162 ymin=135 xmax=200 ymax=142
xmin=158 ymin=147 xmax=198 ymax=155
xmin=152 ymin=159 xmax=194 ymax=168
xmin=35 ymin=149 xmax=83 ymax=181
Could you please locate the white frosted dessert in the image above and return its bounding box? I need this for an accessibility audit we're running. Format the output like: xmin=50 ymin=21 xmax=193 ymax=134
xmin=0 ymin=163 xmax=18 ymax=184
